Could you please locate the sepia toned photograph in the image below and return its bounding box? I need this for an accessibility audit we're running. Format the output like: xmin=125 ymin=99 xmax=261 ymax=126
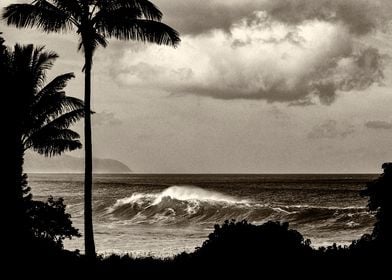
xmin=3 ymin=0 xmax=391 ymax=276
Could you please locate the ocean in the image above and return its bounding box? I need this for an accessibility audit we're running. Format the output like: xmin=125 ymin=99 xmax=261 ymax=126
xmin=29 ymin=173 xmax=377 ymax=257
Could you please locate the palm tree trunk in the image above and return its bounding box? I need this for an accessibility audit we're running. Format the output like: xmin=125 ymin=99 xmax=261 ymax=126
xmin=84 ymin=50 xmax=96 ymax=258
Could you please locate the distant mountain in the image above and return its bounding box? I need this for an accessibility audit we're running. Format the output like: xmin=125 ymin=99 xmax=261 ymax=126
xmin=24 ymin=153 xmax=132 ymax=174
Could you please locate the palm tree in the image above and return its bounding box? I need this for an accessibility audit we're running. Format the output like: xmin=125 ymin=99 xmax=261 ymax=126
xmin=3 ymin=43 xmax=84 ymax=232
xmin=9 ymin=43 xmax=84 ymax=186
xmin=3 ymin=0 xmax=180 ymax=257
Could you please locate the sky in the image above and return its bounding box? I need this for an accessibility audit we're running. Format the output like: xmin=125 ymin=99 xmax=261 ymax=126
xmin=2 ymin=0 xmax=392 ymax=173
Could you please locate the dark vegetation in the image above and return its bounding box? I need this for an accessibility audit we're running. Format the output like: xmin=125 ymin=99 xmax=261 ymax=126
xmin=2 ymin=34 xmax=82 ymax=271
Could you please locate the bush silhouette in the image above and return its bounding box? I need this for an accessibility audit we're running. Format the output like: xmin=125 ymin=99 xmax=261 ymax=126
xmin=317 ymin=163 xmax=391 ymax=264
xmin=171 ymin=219 xmax=314 ymax=269
xmin=26 ymin=196 xmax=81 ymax=249
xmin=360 ymin=162 xmax=391 ymax=243
xmin=346 ymin=162 xmax=392 ymax=257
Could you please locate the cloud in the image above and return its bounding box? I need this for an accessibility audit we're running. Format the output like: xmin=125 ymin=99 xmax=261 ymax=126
xmin=111 ymin=15 xmax=385 ymax=104
xmin=365 ymin=120 xmax=392 ymax=129
xmin=156 ymin=0 xmax=392 ymax=36
xmin=155 ymin=0 xmax=265 ymax=35
xmin=262 ymin=0 xmax=391 ymax=36
xmin=93 ymin=111 xmax=122 ymax=127
xmin=308 ymin=120 xmax=355 ymax=139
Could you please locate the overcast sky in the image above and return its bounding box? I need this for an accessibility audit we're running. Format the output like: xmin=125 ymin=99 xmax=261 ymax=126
xmin=2 ymin=0 xmax=392 ymax=173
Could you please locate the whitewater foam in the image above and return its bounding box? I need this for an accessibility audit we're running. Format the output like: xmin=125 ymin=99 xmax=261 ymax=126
xmin=109 ymin=185 xmax=246 ymax=213
xmin=152 ymin=185 xmax=245 ymax=204
xmin=109 ymin=193 xmax=156 ymax=210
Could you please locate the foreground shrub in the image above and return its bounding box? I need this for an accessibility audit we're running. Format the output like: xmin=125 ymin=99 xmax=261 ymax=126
xmin=26 ymin=196 xmax=81 ymax=249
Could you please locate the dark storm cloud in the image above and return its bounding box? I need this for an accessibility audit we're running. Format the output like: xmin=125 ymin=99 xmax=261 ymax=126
xmin=308 ymin=120 xmax=355 ymax=139
xmin=306 ymin=47 xmax=386 ymax=105
xmin=155 ymin=0 xmax=264 ymax=35
xmin=365 ymin=120 xmax=392 ymax=130
xmin=156 ymin=0 xmax=391 ymax=36
xmin=338 ymin=48 xmax=385 ymax=91
xmin=262 ymin=0 xmax=385 ymax=36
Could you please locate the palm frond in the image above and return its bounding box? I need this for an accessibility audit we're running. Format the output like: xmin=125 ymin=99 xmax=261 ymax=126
xmin=31 ymin=46 xmax=59 ymax=90
xmin=32 ymin=94 xmax=85 ymax=123
xmin=29 ymin=126 xmax=80 ymax=141
xmin=93 ymin=6 xmax=141 ymax=26
xmin=52 ymin=0 xmax=83 ymax=21
xmin=30 ymin=139 xmax=82 ymax=157
xmin=26 ymin=108 xmax=85 ymax=140
xmin=40 ymin=108 xmax=85 ymax=130
xmin=25 ymin=126 xmax=81 ymax=154
xmin=12 ymin=44 xmax=35 ymax=72
xmin=3 ymin=1 xmax=74 ymax=33
xmin=96 ymin=18 xmax=180 ymax=46
xmin=96 ymin=0 xmax=163 ymax=21
xmin=35 ymin=72 xmax=75 ymax=102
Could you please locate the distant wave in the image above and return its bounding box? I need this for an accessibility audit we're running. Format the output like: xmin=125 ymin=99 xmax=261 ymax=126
xmin=103 ymin=185 xmax=374 ymax=229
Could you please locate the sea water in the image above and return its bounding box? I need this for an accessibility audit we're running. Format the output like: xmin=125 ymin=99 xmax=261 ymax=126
xmin=29 ymin=173 xmax=377 ymax=257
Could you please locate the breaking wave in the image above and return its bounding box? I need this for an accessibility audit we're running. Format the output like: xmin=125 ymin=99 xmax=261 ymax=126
xmin=103 ymin=185 xmax=374 ymax=229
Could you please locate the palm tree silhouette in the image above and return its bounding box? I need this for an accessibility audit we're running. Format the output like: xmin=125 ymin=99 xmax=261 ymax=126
xmin=5 ymin=43 xmax=83 ymax=207
xmin=3 ymin=0 xmax=180 ymax=257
